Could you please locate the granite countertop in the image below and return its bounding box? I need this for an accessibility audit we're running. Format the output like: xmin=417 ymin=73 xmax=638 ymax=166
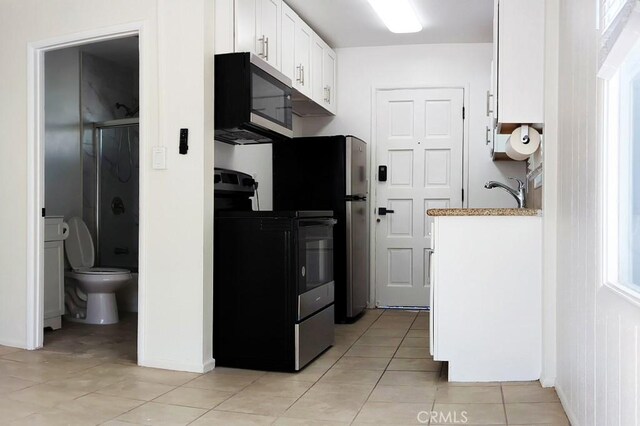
xmin=426 ymin=208 xmax=542 ymax=217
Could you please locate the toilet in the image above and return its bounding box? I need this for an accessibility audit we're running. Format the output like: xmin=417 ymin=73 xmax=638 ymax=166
xmin=64 ymin=217 xmax=131 ymax=325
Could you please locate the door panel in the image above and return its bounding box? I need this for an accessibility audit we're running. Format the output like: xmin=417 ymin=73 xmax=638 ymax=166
xmin=311 ymin=35 xmax=324 ymax=104
xmin=235 ymin=0 xmax=258 ymax=54
xmin=388 ymin=150 xmax=413 ymax=187
xmin=259 ymin=0 xmax=280 ymax=69
xmin=323 ymin=48 xmax=337 ymax=113
xmin=294 ymin=20 xmax=312 ymax=97
xmin=280 ymin=3 xmax=297 ymax=81
xmin=388 ymin=199 xmax=413 ymax=237
xmin=375 ymin=88 xmax=464 ymax=308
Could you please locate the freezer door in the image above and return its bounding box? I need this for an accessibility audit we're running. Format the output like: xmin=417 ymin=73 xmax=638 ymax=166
xmin=346 ymin=137 xmax=368 ymax=198
xmin=345 ymin=136 xmax=370 ymax=318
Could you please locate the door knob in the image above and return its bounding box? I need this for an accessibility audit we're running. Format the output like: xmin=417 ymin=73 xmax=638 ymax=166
xmin=378 ymin=207 xmax=395 ymax=216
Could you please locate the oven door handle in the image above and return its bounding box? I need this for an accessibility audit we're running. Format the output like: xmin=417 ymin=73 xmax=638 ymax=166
xmin=299 ymin=219 xmax=338 ymax=227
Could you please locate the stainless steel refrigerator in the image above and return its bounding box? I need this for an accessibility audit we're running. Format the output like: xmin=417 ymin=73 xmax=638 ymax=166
xmin=273 ymin=136 xmax=369 ymax=322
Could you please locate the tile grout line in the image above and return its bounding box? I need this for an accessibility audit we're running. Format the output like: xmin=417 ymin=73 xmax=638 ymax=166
xmin=189 ymin=310 xmax=383 ymax=424
xmin=348 ymin=309 xmax=421 ymax=425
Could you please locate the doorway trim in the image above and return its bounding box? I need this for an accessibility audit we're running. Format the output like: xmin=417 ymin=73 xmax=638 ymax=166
xmin=26 ymin=23 xmax=146 ymax=357
xmin=369 ymin=85 xmax=471 ymax=308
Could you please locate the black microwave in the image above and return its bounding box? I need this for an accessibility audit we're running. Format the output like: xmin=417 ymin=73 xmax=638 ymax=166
xmin=215 ymin=53 xmax=293 ymax=144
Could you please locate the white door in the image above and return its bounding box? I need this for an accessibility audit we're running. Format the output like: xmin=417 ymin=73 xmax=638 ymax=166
xmin=375 ymin=88 xmax=464 ymax=307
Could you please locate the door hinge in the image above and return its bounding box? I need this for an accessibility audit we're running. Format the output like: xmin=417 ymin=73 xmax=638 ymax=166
xmin=462 ymin=107 xmax=466 ymax=119
xmin=461 ymin=189 xmax=465 ymax=202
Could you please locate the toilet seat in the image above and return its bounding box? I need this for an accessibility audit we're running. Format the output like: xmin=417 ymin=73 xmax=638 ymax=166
xmin=64 ymin=217 xmax=131 ymax=274
xmin=72 ymin=267 xmax=130 ymax=275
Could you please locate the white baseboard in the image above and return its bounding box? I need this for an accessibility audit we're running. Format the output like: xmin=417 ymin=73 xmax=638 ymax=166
xmin=555 ymin=384 xmax=579 ymax=426
xmin=139 ymin=356 xmax=216 ymax=373
xmin=0 ymin=339 xmax=27 ymax=350
xmin=540 ymin=374 xmax=556 ymax=388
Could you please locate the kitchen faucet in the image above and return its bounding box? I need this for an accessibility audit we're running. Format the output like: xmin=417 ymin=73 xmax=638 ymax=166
xmin=484 ymin=178 xmax=526 ymax=208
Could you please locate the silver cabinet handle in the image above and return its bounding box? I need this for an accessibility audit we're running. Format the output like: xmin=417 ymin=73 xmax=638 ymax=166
xmin=257 ymin=36 xmax=266 ymax=58
xmin=486 ymin=126 xmax=491 ymax=145
xmin=264 ymin=37 xmax=269 ymax=62
xmin=324 ymin=86 xmax=329 ymax=103
xmin=296 ymin=65 xmax=302 ymax=83
xmin=301 ymin=65 xmax=305 ymax=85
xmin=486 ymin=90 xmax=494 ymax=117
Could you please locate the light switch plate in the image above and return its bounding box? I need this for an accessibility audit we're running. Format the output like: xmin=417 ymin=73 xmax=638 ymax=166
xmin=152 ymin=146 xmax=167 ymax=170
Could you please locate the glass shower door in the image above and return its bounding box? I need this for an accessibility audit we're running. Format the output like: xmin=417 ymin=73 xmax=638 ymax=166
xmin=96 ymin=121 xmax=139 ymax=270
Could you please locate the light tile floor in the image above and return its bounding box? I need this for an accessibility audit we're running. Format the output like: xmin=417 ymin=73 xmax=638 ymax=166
xmin=0 ymin=309 xmax=569 ymax=425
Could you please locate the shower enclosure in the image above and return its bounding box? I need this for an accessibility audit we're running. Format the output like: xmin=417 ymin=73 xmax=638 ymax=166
xmin=92 ymin=118 xmax=139 ymax=270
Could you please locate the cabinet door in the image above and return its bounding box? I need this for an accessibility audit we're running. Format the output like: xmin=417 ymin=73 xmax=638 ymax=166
xmin=44 ymin=241 xmax=64 ymax=320
xmin=311 ymin=34 xmax=324 ymax=106
xmin=235 ymin=0 xmax=258 ymax=54
xmin=281 ymin=2 xmax=297 ymax=81
xmin=323 ymin=47 xmax=337 ymax=114
xmin=496 ymin=0 xmax=544 ymax=131
xmin=294 ymin=19 xmax=312 ymax=98
xmin=258 ymin=0 xmax=280 ymax=69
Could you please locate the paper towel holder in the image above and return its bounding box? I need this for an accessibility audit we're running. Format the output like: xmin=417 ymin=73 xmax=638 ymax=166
xmin=521 ymin=125 xmax=531 ymax=145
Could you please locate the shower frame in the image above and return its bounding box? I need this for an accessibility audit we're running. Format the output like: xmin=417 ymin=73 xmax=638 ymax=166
xmin=92 ymin=117 xmax=139 ymax=264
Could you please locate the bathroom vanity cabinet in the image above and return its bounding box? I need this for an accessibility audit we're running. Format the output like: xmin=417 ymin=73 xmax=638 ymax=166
xmin=427 ymin=209 xmax=542 ymax=382
xmin=44 ymin=216 xmax=68 ymax=330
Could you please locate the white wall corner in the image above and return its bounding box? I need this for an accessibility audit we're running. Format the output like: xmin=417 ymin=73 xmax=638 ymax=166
xmin=540 ymin=0 xmax=560 ymax=387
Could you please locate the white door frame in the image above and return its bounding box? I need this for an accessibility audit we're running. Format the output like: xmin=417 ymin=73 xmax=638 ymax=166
xmin=26 ymin=23 xmax=147 ymax=358
xmin=369 ymin=85 xmax=470 ymax=308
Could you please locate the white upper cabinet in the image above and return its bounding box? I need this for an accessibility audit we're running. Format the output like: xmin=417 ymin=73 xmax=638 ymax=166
xmin=235 ymin=0 xmax=281 ymax=69
xmin=322 ymin=46 xmax=337 ymax=114
xmin=235 ymin=0 xmax=258 ymax=54
xmin=294 ymin=18 xmax=313 ymax=99
xmin=280 ymin=2 xmax=297 ymax=82
xmin=311 ymin=35 xmax=325 ymax=105
xmin=492 ymin=0 xmax=544 ymax=134
xmin=310 ymin=34 xmax=337 ymax=114
xmin=217 ymin=0 xmax=337 ymax=116
xmin=258 ymin=0 xmax=281 ymax=69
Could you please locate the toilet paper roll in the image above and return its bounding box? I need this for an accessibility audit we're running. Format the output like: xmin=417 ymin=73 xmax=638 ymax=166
xmin=505 ymin=125 xmax=541 ymax=161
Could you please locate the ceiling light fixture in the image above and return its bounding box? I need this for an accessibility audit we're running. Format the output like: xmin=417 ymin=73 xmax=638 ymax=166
xmin=367 ymin=0 xmax=423 ymax=34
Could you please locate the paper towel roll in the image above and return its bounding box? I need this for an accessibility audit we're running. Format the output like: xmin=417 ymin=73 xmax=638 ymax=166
xmin=505 ymin=125 xmax=541 ymax=161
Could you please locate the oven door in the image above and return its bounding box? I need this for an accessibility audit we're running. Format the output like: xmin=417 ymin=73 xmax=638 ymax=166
xmin=297 ymin=218 xmax=336 ymax=320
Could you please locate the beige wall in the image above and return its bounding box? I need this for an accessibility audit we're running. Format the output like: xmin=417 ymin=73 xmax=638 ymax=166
xmin=551 ymin=0 xmax=640 ymax=424
xmin=0 ymin=0 xmax=215 ymax=372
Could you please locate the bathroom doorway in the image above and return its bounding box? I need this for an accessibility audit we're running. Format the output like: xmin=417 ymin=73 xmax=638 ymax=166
xmin=40 ymin=35 xmax=141 ymax=363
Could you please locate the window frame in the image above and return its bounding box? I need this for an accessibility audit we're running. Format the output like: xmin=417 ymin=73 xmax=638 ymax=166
xmin=599 ymin=2 xmax=640 ymax=304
